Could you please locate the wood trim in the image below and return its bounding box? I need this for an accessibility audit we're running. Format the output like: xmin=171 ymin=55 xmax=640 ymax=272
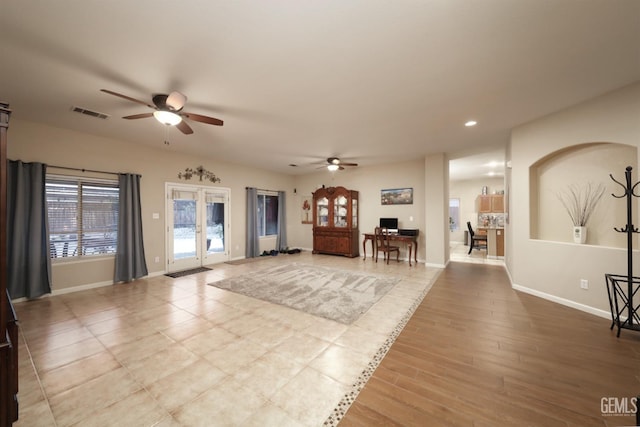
xmin=0 ymin=102 xmax=18 ymax=425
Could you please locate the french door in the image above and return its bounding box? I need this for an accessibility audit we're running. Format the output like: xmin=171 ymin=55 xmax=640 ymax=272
xmin=166 ymin=184 xmax=230 ymax=272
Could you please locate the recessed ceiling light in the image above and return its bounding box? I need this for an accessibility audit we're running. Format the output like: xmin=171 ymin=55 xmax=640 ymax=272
xmin=465 ymin=120 xmax=477 ymax=127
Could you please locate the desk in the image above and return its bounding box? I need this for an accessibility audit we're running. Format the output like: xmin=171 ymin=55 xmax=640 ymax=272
xmin=362 ymin=233 xmax=418 ymax=266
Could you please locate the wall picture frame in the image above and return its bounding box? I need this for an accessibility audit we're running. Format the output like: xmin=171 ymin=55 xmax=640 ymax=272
xmin=301 ymin=196 xmax=313 ymax=224
xmin=381 ymin=187 xmax=413 ymax=205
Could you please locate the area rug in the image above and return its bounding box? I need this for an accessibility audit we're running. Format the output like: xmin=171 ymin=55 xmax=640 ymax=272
xmin=165 ymin=266 xmax=211 ymax=278
xmin=224 ymin=257 xmax=267 ymax=265
xmin=208 ymin=263 xmax=401 ymax=324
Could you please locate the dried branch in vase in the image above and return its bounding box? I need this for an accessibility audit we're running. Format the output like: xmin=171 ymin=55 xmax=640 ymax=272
xmin=556 ymin=182 xmax=606 ymax=226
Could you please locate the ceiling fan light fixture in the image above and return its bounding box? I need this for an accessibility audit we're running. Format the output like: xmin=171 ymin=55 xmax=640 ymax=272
xmin=166 ymin=91 xmax=187 ymax=111
xmin=153 ymin=110 xmax=182 ymax=126
xmin=327 ymin=164 xmax=340 ymax=171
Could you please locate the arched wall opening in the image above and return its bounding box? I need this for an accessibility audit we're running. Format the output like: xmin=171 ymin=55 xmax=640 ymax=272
xmin=529 ymin=142 xmax=637 ymax=248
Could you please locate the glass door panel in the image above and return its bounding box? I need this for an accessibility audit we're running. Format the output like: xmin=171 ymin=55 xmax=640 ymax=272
xmin=334 ymin=195 xmax=347 ymax=227
xmin=352 ymin=198 xmax=358 ymax=228
xmin=203 ymin=190 xmax=229 ymax=265
xmin=167 ymin=185 xmax=230 ymax=272
xmin=174 ymin=199 xmax=197 ymax=259
xmin=317 ymin=197 xmax=328 ymax=226
xmin=167 ymin=187 xmax=201 ymax=272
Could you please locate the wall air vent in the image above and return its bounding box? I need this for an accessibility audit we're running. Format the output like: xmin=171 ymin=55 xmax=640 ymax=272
xmin=71 ymin=106 xmax=110 ymax=120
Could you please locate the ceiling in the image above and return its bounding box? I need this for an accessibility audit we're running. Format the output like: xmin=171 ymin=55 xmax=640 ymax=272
xmin=1 ymin=1 xmax=639 ymax=180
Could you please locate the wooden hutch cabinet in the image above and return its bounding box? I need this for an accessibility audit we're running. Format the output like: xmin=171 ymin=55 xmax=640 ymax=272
xmin=312 ymin=186 xmax=359 ymax=257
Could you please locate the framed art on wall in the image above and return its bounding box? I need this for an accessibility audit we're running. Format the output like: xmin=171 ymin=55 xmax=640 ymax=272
xmin=301 ymin=196 xmax=313 ymax=224
xmin=381 ymin=188 xmax=413 ymax=205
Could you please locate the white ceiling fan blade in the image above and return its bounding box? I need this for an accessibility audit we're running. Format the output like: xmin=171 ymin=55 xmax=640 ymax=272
xmin=166 ymin=91 xmax=187 ymax=111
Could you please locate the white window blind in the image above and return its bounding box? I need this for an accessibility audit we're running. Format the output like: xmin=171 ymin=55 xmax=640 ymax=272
xmin=47 ymin=177 xmax=119 ymax=259
xmin=172 ymin=189 xmax=198 ymax=200
xmin=205 ymin=192 xmax=227 ymax=203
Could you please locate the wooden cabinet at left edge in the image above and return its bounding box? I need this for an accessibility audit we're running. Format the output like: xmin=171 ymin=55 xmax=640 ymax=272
xmin=312 ymin=186 xmax=359 ymax=257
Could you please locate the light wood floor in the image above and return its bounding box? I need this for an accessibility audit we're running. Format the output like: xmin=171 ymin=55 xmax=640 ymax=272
xmin=340 ymin=262 xmax=640 ymax=427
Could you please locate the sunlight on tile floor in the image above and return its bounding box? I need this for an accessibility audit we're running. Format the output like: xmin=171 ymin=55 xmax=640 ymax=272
xmin=14 ymin=252 xmax=441 ymax=426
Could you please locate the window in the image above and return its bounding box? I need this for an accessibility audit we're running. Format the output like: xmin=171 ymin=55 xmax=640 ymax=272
xmin=46 ymin=176 xmax=119 ymax=259
xmin=257 ymin=192 xmax=278 ymax=237
xmin=449 ymin=198 xmax=460 ymax=231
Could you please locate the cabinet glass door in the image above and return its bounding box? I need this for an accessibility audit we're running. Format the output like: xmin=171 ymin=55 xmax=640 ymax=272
xmin=352 ymin=198 xmax=358 ymax=228
xmin=334 ymin=195 xmax=348 ymax=227
xmin=317 ymin=197 xmax=329 ymax=226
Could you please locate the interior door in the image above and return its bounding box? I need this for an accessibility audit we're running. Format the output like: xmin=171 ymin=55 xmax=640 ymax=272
xmin=166 ymin=184 xmax=230 ymax=272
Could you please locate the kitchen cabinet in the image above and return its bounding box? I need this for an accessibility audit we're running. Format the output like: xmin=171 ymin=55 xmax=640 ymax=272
xmin=477 ymin=194 xmax=504 ymax=213
xmin=481 ymin=227 xmax=505 ymax=258
xmin=312 ymin=186 xmax=359 ymax=257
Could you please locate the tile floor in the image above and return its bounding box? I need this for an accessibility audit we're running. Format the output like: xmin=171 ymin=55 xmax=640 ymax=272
xmin=14 ymin=252 xmax=440 ymax=427
xmin=449 ymin=241 xmax=505 ymax=266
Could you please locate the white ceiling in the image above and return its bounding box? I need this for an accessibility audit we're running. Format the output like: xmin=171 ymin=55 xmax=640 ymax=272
xmin=1 ymin=1 xmax=639 ymax=179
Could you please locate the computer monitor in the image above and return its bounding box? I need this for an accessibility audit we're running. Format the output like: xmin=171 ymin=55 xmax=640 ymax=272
xmin=379 ymin=217 xmax=398 ymax=232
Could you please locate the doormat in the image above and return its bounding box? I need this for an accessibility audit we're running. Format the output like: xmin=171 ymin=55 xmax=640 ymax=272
xmin=165 ymin=266 xmax=212 ymax=278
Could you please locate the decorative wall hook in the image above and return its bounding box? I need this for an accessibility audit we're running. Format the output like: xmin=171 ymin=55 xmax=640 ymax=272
xmin=178 ymin=166 xmax=221 ymax=183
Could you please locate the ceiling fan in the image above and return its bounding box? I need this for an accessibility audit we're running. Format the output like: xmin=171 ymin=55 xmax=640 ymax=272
xmin=320 ymin=157 xmax=358 ymax=171
xmin=100 ymin=89 xmax=223 ymax=135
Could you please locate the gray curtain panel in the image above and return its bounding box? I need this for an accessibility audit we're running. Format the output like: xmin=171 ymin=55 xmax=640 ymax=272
xmin=276 ymin=190 xmax=287 ymax=251
xmin=245 ymin=187 xmax=260 ymax=258
xmin=6 ymin=160 xmax=52 ymax=299
xmin=114 ymin=173 xmax=148 ymax=282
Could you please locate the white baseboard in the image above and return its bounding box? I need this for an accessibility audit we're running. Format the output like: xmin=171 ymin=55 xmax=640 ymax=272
xmin=54 ymin=270 xmax=167 ymax=296
xmin=11 ymin=270 xmax=167 ymax=302
xmin=52 ymin=280 xmax=114 ymax=296
xmin=511 ymin=283 xmax=610 ymax=319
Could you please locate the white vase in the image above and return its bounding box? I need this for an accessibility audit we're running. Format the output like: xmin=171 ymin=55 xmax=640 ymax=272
xmin=573 ymin=226 xmax=587 ymax=244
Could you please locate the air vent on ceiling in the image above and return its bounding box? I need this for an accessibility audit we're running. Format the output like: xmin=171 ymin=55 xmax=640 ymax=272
xmin=71 ymin=106 xmax=110 ymax=120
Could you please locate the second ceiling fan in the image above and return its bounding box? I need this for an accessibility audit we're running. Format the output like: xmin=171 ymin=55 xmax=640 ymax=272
xmin=101 ymin=89 xmax=223 ymax=135
xmin=321 ymin=157 xmax=358 ymax=171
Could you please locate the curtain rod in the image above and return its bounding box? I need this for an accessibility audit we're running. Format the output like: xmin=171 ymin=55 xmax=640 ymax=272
xmin=246 ymin=187 xmax=284 ymax=192
xmin=48 ymin=165 xmax=120 ymax=176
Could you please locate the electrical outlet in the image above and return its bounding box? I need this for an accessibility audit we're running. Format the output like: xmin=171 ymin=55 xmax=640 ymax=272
xmin=154 ymin=256 xmax=160 ymax=263
xmin=580 ymin=279 xmax=589 ymax=290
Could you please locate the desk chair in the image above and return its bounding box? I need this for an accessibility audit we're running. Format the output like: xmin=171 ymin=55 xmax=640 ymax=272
xmin=375 ymin=226 xmax=400 ymax=264
xmin=467 ymin=221 xmax=487 ymax=254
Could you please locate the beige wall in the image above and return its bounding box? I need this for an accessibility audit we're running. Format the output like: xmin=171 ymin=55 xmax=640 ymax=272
xmin=510 ymin=81 xmax=640 ymax=315
xmin=532 ymin=142 xmax=636 ymax=247
xmin=290 ymin=159 xmax=426 ymax=261
xmin=9 ymin=119 xmax=295 ymax=291
xmin=449 ymin=177 xmax=504 ymax=243
xmin=424 ymin=154 xmax=448 ymax=267
xmin=8 ymin=119 xmax=437 ymax=292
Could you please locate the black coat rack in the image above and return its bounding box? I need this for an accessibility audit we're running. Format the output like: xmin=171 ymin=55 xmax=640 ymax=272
xmin=606 ymin=166 xmax=640 ymax=336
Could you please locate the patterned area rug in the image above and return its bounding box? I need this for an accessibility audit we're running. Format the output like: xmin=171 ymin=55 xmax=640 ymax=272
xmin=164 ymin=266 xmax=212 ymax=278
xmin=208 ymin=263 xmax=401 ymax=324
xmin=224 ymin=257 xmax=268 ymax=265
